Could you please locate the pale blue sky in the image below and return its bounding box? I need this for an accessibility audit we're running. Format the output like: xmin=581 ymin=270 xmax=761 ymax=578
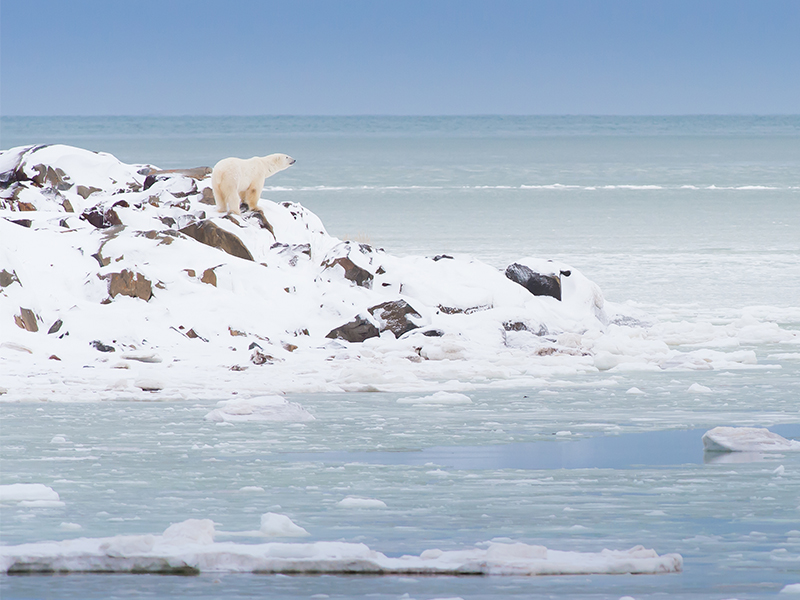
xmin=1 ymin=0 xmax=798 ymax=115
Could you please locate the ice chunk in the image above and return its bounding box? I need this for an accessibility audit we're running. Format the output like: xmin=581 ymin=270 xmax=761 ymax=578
xmin=204 ymin=396 xmax=315 ymax=423
xmin=259 ymin=513 xmax=310 ymax=537
xmin=397 ymin=392 xmax=472 ymax=405
xmin=337 ymin=497 xmax=387 ymax=509
xmin=0 ymin=483 xmax=62 ymax=506
xmin=702 ymin=427 xmax=800 ymax=453
xmin=0 ymin=519 xmax=683 ymax=575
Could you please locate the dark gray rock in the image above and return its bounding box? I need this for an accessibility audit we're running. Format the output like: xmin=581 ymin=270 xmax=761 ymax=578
xmin=326 ymin=316 xmax=380 ymax=343
xmin=91 ymin=340 xmax=115 ymax=353
xmin=368 ymin=300 xmax=421 ymax=338
xmin=505 ymin=263 xmax=564 ymax=301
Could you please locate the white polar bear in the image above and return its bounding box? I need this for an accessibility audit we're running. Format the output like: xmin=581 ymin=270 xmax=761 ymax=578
xmin=211 ymin=153 xmax=295 ymax=214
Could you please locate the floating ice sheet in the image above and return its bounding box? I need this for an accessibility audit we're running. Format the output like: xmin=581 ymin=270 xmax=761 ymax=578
xmin=702 ymin=426 xmax=800 ymax=453
xmin=0 ymin=518 xmax=682 ymax=576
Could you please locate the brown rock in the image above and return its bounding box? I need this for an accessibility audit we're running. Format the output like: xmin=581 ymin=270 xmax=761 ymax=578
xmin=200 ymin=187 xmax=216 ymax=205
xmin=106 ymin=270 xmax=153 ymax=301
xmin=324 ymin=256 xmax=373 ymax=288
xmin=201 ymin=268 xmax=217 ymax=287
xmin=14 ymin=308 xmax=39 ymax=332
xmin=0 ymin=269 xmax=20 ymax=287
xmin=179 ymin=221 xmax=254 ymax=261
xmin=76 ymin=185 xmax=102 ymax=199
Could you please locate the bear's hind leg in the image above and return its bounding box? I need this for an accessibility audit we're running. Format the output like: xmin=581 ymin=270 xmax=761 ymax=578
xmin=242 ymin=184 xmax=262 ymax=211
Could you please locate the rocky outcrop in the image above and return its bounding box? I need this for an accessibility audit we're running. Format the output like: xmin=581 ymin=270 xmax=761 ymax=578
xmin=179 ymin=221 xmax=254 ymax=261
xmin=104 ymin=269 xmax=153 ymax=301
xmin=14 ymin=308 xmax=39 ymax=332
xmin=320 ymin=242 xmax=380 ymax=288
xmin=505 ymin=263 xmax=567 ymax=301
xmin=368 ymin=300 xmax=421 ymax=338
xmin=326 ymin=315 xmax=380 ymax=343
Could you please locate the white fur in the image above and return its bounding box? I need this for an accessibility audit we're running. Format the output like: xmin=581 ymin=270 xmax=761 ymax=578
xmin=211 ymin=154 xmax=295 ymax=214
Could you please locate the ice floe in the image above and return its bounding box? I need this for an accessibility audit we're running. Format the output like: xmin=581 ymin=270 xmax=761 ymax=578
xmin=0 ymin=518 xmax=682 ymax=576
xmin=702 ymin=427 xmax=800 ymax=453
xmin=203 ymin=396 xmax=315 ymax=423
xmin=0 ymin=483 xmax=63 ymax=507
xmin=337 ymin=497 xmax=388 ymax=509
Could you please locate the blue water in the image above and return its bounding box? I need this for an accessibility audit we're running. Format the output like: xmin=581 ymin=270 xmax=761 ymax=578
xmin=2 ymin=116 xmax=800 ymax=599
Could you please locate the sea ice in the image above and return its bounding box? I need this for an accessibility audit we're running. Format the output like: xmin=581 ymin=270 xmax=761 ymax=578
xmin=0 ymin=484 xmax=62 ymax=506
xmin=0 ymin=518 xmax=682 ymax=576
xmin=203 ymin=396 xmax=315 ymax=423
xmin=702 ymin=427 xmax=800 ymax=453
xmin=337 ymin=497 xmax=388 ymax=509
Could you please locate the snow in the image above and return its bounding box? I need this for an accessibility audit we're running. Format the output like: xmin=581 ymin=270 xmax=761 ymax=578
xmin=0 ymin=518 xmax=682 ymax=576
xmin=2 ymin=144 xmax=795 ymax=402
xmin=702 ymin=427 xmax=800 ymax=453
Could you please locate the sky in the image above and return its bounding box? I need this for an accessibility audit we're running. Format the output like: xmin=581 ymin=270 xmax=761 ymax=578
xmin=1 ymin=0 xmax=799 ymax=116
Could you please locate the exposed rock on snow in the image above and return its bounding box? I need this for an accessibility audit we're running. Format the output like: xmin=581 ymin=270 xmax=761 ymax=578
xmin=0 ymin=518 xmax=683 ymax=576
xmin=368 ymin=299 xmax=422 ymax=338
xmin=702 ymin=427 xmax=800 ymax=453
xmin=505 ymin=262 xmax=565 ymax=300
xmin=326 ymin=314 xmax=380 ymax=343
xmin=179 ymin=220 xmax=255 ymax=261
xmin=104 ymin=269 xmax=153 ymax=301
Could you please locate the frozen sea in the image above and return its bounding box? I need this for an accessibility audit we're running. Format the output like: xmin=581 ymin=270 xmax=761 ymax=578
xmin=1 ymin=116 xmax=800 ymax=598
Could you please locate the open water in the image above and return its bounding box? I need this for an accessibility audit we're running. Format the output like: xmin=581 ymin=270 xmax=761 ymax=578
xmin=1 ymin=116 xmax=799 ymax=598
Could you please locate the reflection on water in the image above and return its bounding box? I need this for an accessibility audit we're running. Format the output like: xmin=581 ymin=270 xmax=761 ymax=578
xmin=280 ymin=425 xmax=800 ymax=470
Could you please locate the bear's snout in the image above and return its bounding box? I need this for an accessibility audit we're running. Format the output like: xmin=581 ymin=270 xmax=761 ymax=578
xmin=288 ymin=157 xmax=296 ymax=165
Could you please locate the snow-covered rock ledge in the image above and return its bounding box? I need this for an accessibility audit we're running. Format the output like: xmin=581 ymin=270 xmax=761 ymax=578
xmin=0 ymin=145 xmax=788 ymax=400
xmin=0 ymin=518 xmax=683 ymax=576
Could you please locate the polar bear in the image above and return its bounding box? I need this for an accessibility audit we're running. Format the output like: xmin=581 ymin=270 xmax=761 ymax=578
xmin=211 ymin=153 xmax=295 ymax=214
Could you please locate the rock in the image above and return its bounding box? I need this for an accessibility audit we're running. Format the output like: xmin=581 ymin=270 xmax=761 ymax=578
xmin=76 ymin=185 xmax=102 ymax=199
xmin=437 ymin=304 xmax=491 ymax=315
xmin=326 ymin=315 xmax=380 ymax=343
xmin=0 ymin=269 xmax=20 ymax=287
xmin=14 ymin=308 xmax=39 ymax=332
xmin=105 ymin=269 xmax=153 ymax=301
xmin=136 ymin=379 xmax=163 ymax=392
xmin=250 ymin=349 xmax=276 ymax=365
xmin=10 ymin=219 xmax=32 ymax=228
xmin=320 ymin=242 xmax=379 ymax=289
xmin=201 ymin=268 xmax=217 ymax=287
xmin=185 ymin=328 xmax=208 ymax=342
xmin=199 ymin=188 xmax=216 ymax=205
xmin=81 ymin=205 xmax=122 ymax=229
xmin=47 ymin=319 xmax=63 ymax=334
xmin=505 ymin=263 xmax=565 ymax=301
xmin=179 ymin=221 xmax=254 ymax=261
xmin=141 ymin=166 xmax=212 ymax=180
xmin=90 ymin=340 xmax=115 ymax=353
xmin=368 ymin=300 xmax=421 ymax=338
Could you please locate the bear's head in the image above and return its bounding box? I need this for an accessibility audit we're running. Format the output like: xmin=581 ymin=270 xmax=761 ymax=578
xmin=263 ymin=153 xmax=296 ymax=175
